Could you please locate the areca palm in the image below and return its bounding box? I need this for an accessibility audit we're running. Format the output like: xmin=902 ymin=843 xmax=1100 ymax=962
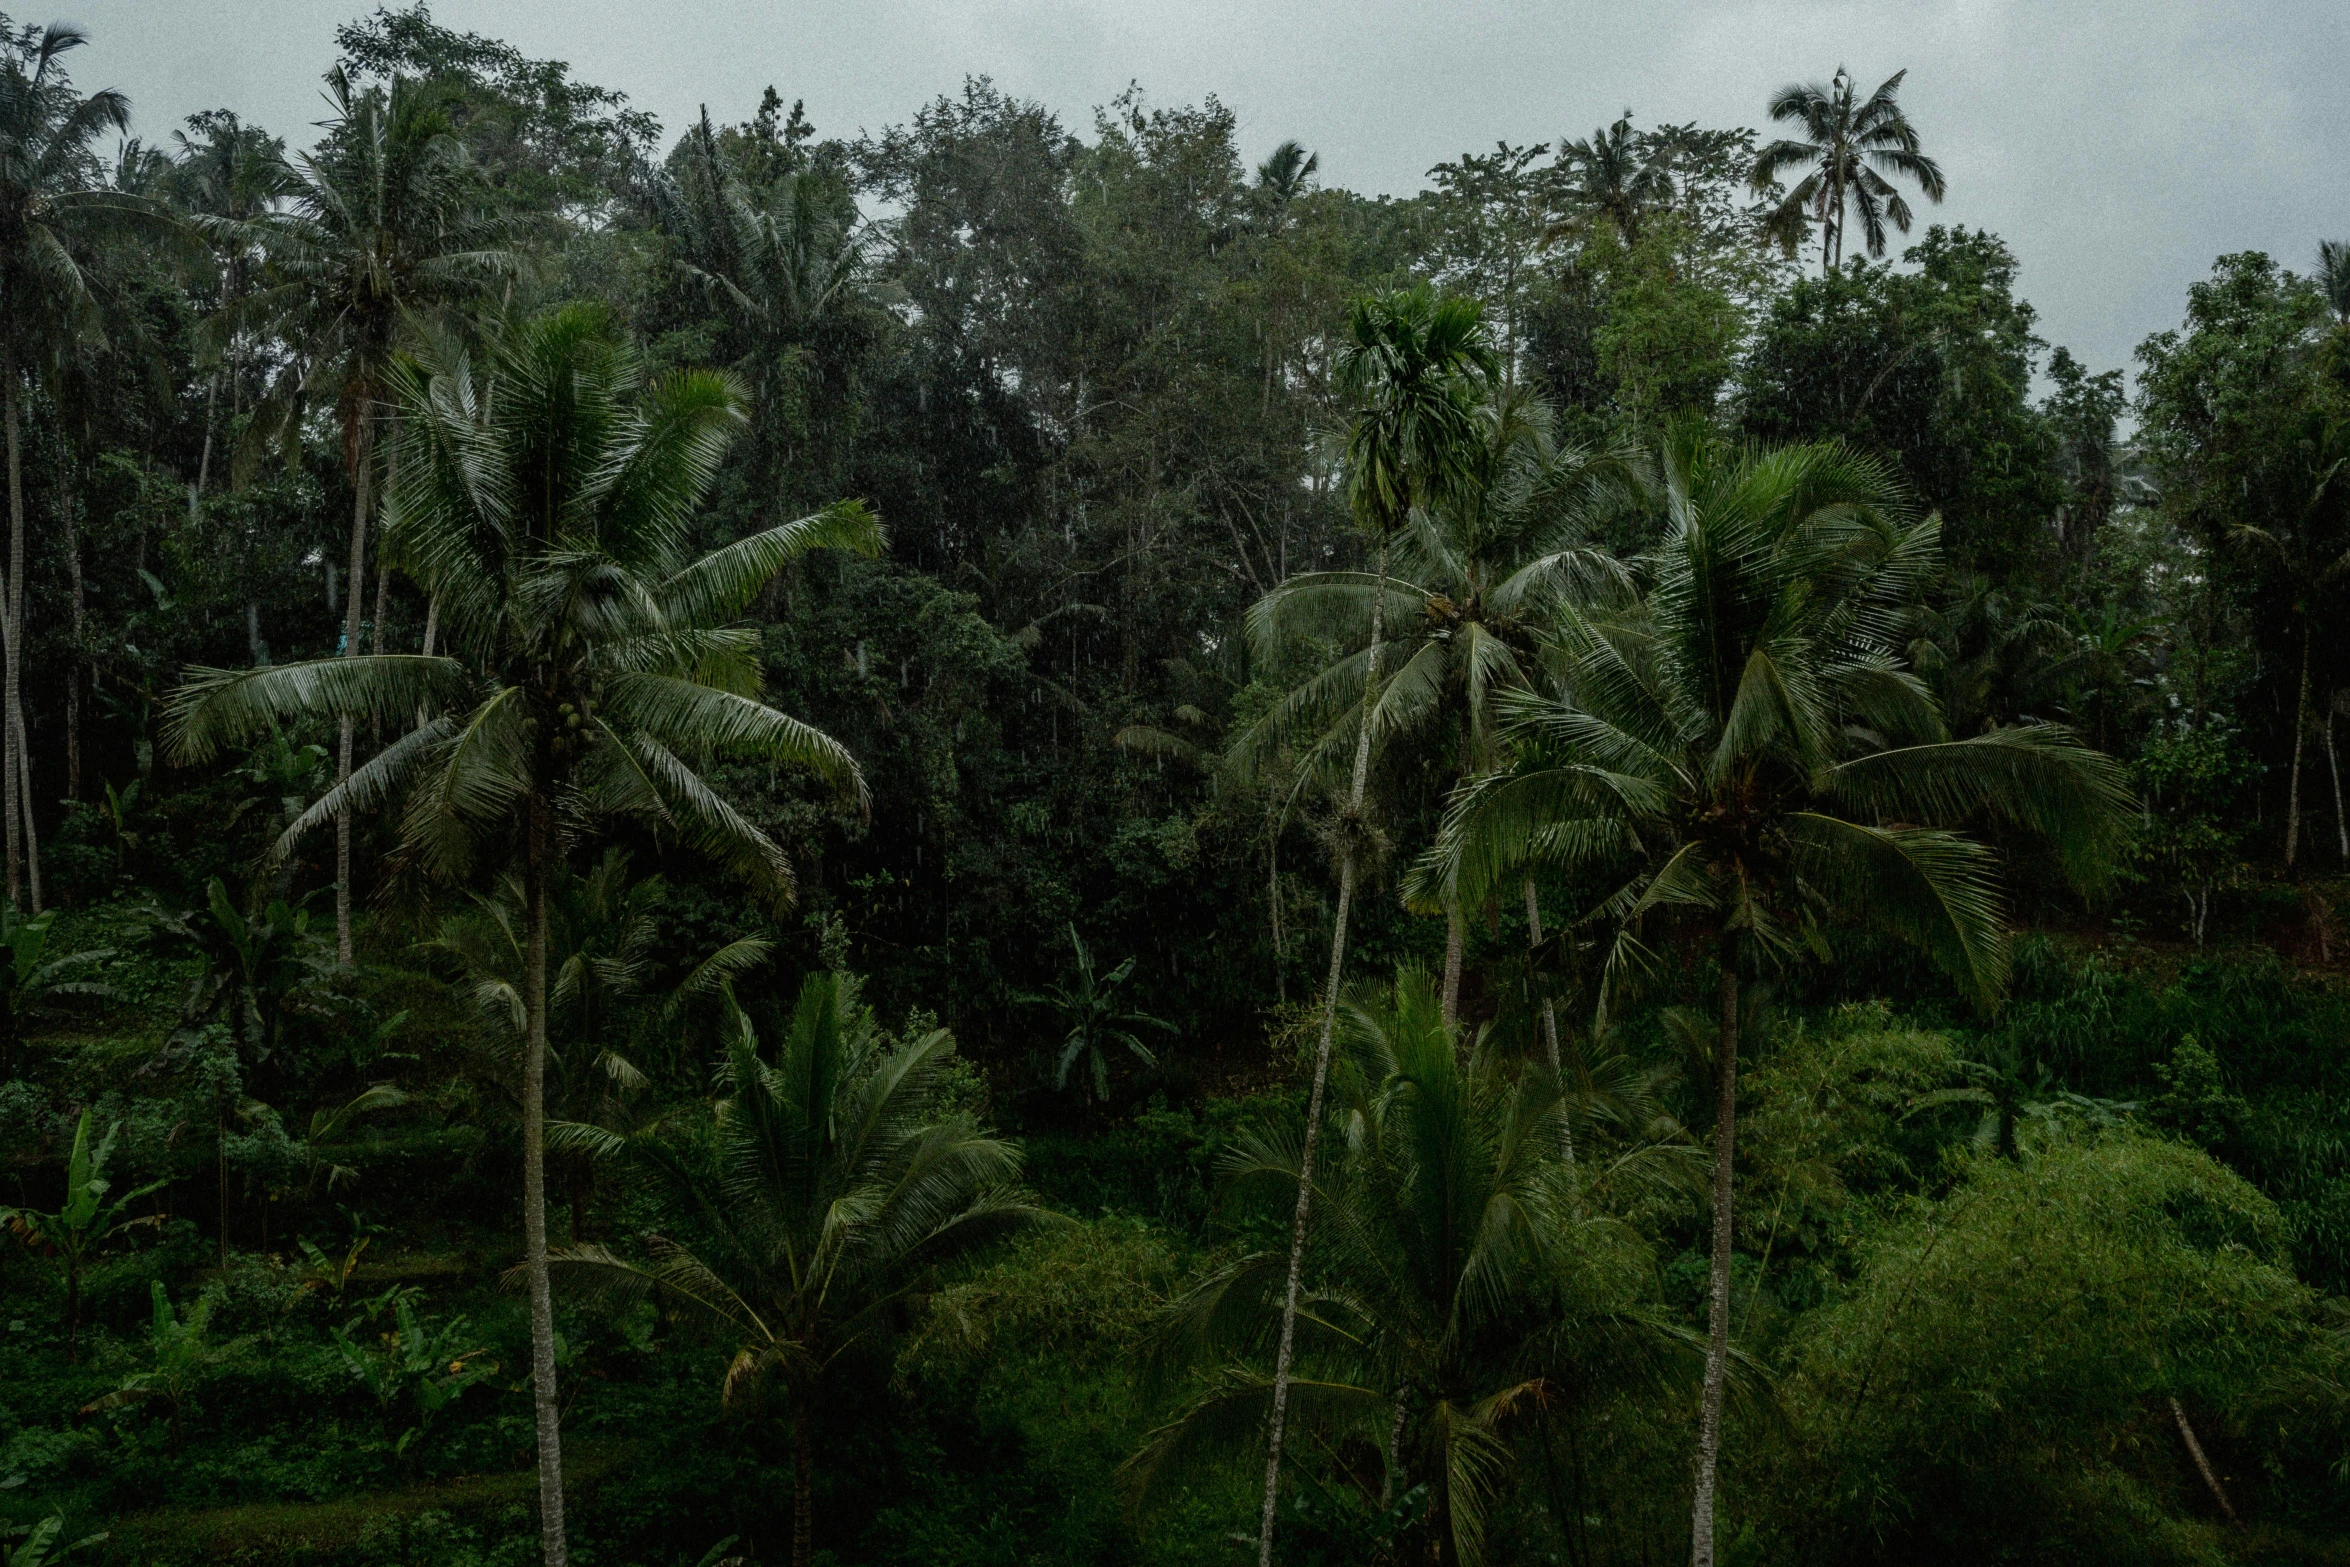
xmin=1751 ymin=67 xmax=1945 ymax=270
xmin=0 ymin=22 xmax=139 ymax=912
xmin=1135 ymin=966 xmax=1687 ymax=1565
xmin=1248 ymin=285 xmax=1496 ymax=1567
xmin=547 ymin=969 xmax=1040 ymax=1567
xmin=164 ymin=303 xmax=880 ymax=1567
xmin=1419 ymin=424 xmax=2131 ymax=1567
xmin=1233 ymin=387 xmax=1626 ymax=1023
xmin=213 ymin=67 xmax=521 ymax=960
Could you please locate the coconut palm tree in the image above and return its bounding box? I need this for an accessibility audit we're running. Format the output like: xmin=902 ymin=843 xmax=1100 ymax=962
xmin=1555 ymin=114 xmax=1675 ymax=247
xmin=546 ymin=969 xmax=1041 ymax=1567
xmin=1133 ymin=966 xmax=1691 ymax=1565
xmin=165 ymin=109 xmax=287 ymax=502
xmin=1243 ymin=284 xmax=1496 ymax=1567
xmin=641 ymin=110 xmax=865 ymax=503
xmin=2319 ymin=239 xmax=2350 ymax=330
xmin=212 ymin=67 xmax=521 ymax=962
xmin=164 ymin=303 xmax=880 ymax=1567
xmin=1751 ymin=67 xmax=1945 ymax=270
xmin=1232 ymin=386 xmax=1628 ymax=1024
xmin=0 ymin=21 xmax=143 ymax=912
xmin=1418 ymin=423 xmax=2131 ymax=1567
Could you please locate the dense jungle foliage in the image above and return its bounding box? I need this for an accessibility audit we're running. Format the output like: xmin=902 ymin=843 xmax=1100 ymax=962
xmin=2 ymin=9 xmax=2348 ymax=1565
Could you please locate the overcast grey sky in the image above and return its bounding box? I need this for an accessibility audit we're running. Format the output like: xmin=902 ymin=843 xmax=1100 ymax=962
xmin=67 ymin=0 xmax=2350 ymax=382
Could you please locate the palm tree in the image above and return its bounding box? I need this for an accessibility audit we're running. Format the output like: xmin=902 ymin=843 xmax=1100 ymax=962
xmin=164 ymin=303 xmax=880 ymax=1567
xmin=1233 ymin=386 xmax=1626 ymax=1025
xmin=1751 ymin=67 xmax=1945 ymax=270
xmin=1555 ymin=114 xmax=1675 ymax=247
xmin=641 ymin=110 xmax=865 ymax=503
xmin=213 ymin=67 xmax=521 ymax=962
xmin=2319 ymin=239 xmax=2350 ymax=330
xmin=1243 ymin=285 xmax=1496 ymax=1567
xmin=1420 ymin=424 xmax=2130 ymax=1567
xmin=1016 ymin=923 xmax=1175 ymax=1102
xmin=165 ymin=109 xmax=287 ymax=503
xmin=1255 ymin=139 xmax=1320 ymax=210
xmin=0 ymin=22 xmax=140 ymax=913
xmin=1134 ymin=966 xmax=1689 ymax=1565
xmin=547 ymin=970 xmax=1040 ymax=1567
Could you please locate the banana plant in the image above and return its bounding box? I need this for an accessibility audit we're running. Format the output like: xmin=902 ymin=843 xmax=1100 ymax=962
xmin=81 ymin=1282 xmax=241 ymax=1450
xmin=1016 ymin=924 xmax=1176 ymax=1103
xmin=0 ymin=1505 xmax=106 ymax=1567
xmin=329 ymin=1295 xmax=498 ymax=1467
xmin=0 ymin=1110 xmax=164 ymax=1360
xmin=0 ymin=906 xmax=115 ymax=1077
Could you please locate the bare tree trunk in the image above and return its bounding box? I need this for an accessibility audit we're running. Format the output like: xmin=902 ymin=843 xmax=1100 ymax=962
xmin=335 ymin=414 xmax=373 ymax=964
xmin=1268 ymin=833 xmax=1285 ymax=1003
xmin=2328 ymin=700 xmax=2347 ymax=864
xmin=2168 ymin=1396 xmax=2239 ymax=1526
xmin=13 ymin=709 xmax=36 ymax=916
xmin=792 ymin=1400 xmax=815 ymax=1567
xmin=2286 ymin=618 xmax=2311 ymax=868
xmin=523 ymin=790 xmax=569 ymax=1567
xmin=1690 ymin=929 xmax=1741 ymax=1567
xmin=1258 ymin=538 xmax=1389 ymax=1567
xmin=63 ymin=455 xmax=82 ymax=803
xmin=2 ymin=365 xmax=19 ymax=909
xmin=1441 ymin=901 xmax=1466 ymax=1034
xmin=1525 ymin=878 xmax=1561 ymax=1072
xmin=195 ymin=370 xmax=219 ymax=503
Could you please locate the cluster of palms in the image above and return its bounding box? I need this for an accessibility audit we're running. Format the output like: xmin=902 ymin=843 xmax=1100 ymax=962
xmin=0 ymin=34 xmax=1013 ymax=1565
xmin=1212 ymin=285 xmax=2130 ymax=1564
xmin=3 ymin=25 xmax=2122 ymax=1563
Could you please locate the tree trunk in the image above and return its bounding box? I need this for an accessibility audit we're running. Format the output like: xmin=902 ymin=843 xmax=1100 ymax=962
xmin=2286 ymin=617 xmax=2311 ymax=868
xmin=13 ymin=709 xmax=36 ymax=916
xmin=1441 ymin=901 xmax=1466 ymax=1035
xmin=523 ymin=791 xmax=569 ymax=1567
xmin=792 ymin=1400 xmax=815 ymax=1567
xmin=195 ymin=370 xmax=219 ymax=504
xmin=2168 ymin=1395 xmax=2240 ymax=1526
xmin=335 ymin=413 xmax=373 ymax=964
xmin=1258 ymin=537 xmax=1389 ymax=1567
xmin=63 ymin=453 xmax=82 ymax=803
xmin=65 ymin=1260 xmax=79 ymax=1365
xmin=1268 ymin=833 xmax=1285 ymax=1003
xmin=2 ymin=365 xmax=19 ymax=910
xmin=1689 ymin=929 xmax=1741 ymax=1567
xmin=1525 ymin=878 xmax=1562 ymax=1072
xmin=2328 ymin=701 xmax=2347 ymax=864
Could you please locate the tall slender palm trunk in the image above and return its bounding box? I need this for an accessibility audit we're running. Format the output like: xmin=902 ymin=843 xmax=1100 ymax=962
xmin=792 ymin=1401 xmax=815 ymax=1567
xmin=1258 ymin=540 xmax=1389 ymax=1567
xmin=1440 ymin=902 xmax=1466 ymax=1032
xmin=2286 ymin=618 xmax=2312 ymax=869
xmin=523 ymin=790 xmax=569 ymax=1567
xmin=2328 ymin=701 xmax=2348 ymax=863
xmin=3 ymin=365 xmax=20 ymax=910
xmin=63 ymin=451 xmax=82 ymax=802
xmin=1690 ymin=928 xmax=1741 ymax=1567
xmin=335 ymin=414 xmax=373 ymax=964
